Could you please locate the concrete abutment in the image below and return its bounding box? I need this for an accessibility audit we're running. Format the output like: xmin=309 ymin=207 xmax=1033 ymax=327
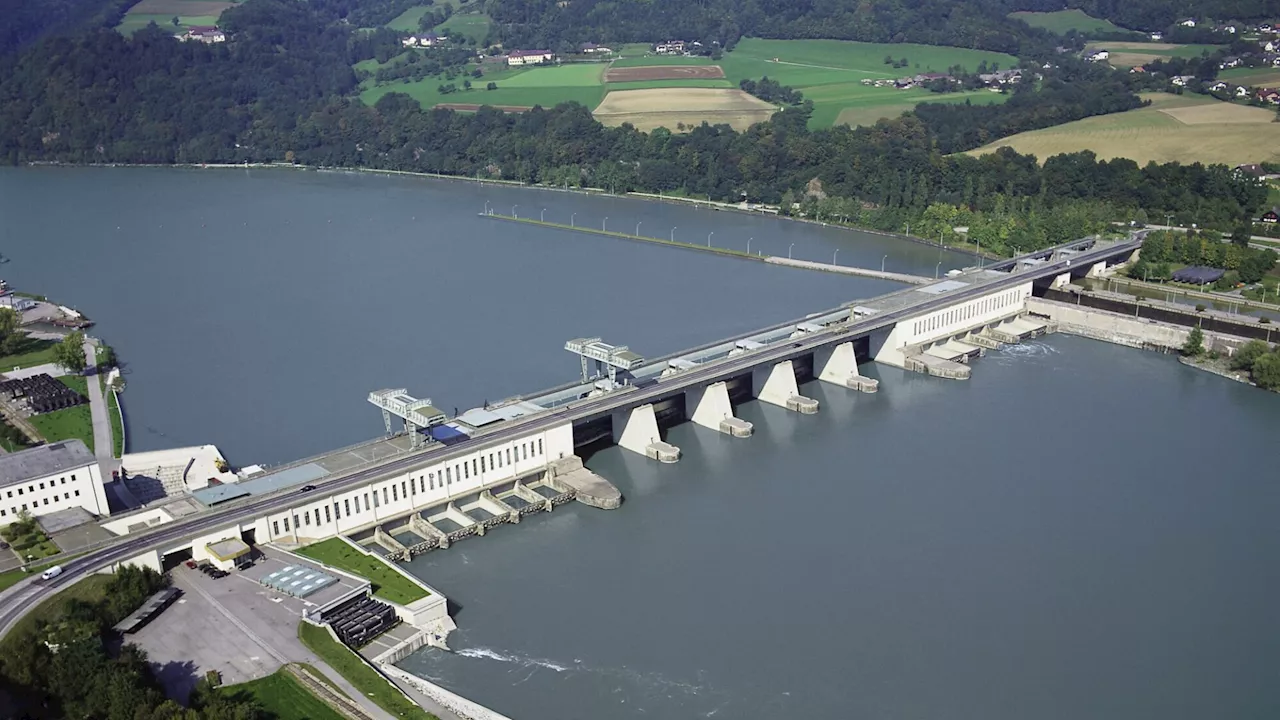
xmin=751 ymin=360 xmax=819 ymax=414
xmin=686 ymin=381 xmax=753 ymax=437
xmin=611 ymin=403 xmax=681 ymax=462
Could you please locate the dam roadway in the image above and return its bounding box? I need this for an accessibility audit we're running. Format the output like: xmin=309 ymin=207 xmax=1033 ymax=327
xmin=0 ymin=236 xmax=1140 ymax=637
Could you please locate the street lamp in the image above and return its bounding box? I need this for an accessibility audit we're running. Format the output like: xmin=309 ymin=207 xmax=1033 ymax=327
xmin=881 ymin=254 xmax=888 ymax=273
xmin=935 ymin=261 xmax=942 ymax=279
xmin=671 ymin=226 xmax=677 ymax=242
xmin=788 ymin=242 xmax=795 ymax=259
xmin=484 ymin=200 xmax=491 ymax=215
xmin=747 ymin=237 xmax=753 ymax=255
xmin=603 ymin=216 xmax=609 ymax=231
xmin=571 ymin=213 xmax=577 ymax=228
xmin=635 ymin=221 xmax=642 ymax=237
xmin=708 ymin=231 xmax=715 ymax=247
xmin=833 ymin=248 xmax=840 ymax=265
xmin=541 ymin=208 xmax=546 ymax=222
xmin=512 ymin=205 xmax=519 ymax=218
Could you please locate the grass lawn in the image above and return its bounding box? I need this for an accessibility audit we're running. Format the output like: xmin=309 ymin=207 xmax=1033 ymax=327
xmin=433 ymin=12 xmax=490 ymax=43
xmin=1009 ymin=9 xmax=1131 ymax=35
xmin=363 ymin=81 xmax=604 ymax=111
xmin=295 ymin=538 xmax=428 ymax=605
xmin=0 ymin=575 xmax=110 ymax=654
xmin=386 ymin=4 xmax=431 ymax=32
xmin=106 ymin=383 xmax=124 ymax=457
xmin=498 ymin=63 xmax=604 ymax=87
xmin=57 ymin=375 xmax=88 ymax=396
xmin=297 ymin=622 xmax=438 ymax=720
xmin=834 ymin=89 xmax=1008 ymax=128
xmin=1 ymin=524 xmax=60 ymax=562
xmin=29 ymin=402 xmax=94 ymax=453
xmin=0 ymin=338 xmax=57 ymax=371
xmin=969 ymin=92 xmax=1280 ymax=166
xmin=221 ymin=668 xmax=345 ymax=720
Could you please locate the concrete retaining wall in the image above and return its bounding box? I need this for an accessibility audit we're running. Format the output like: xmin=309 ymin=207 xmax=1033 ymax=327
xmin=380 ymin=662 xmax=513 ymax=720
xmin=1027 ymin=297 xmax=1190 ymax=350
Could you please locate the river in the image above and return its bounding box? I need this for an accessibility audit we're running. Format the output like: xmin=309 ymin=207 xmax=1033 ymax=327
xmin=4 ymin=167 xmax=1279 ymax=720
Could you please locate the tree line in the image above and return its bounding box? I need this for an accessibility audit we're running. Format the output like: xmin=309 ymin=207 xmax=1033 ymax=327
xmin=738 ymin=77 xmax=805 ymax=105
xmin=1129 ymin=229 xmax=1279 ymax=284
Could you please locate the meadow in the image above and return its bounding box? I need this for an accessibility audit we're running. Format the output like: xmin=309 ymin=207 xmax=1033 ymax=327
xmin=1085 ymin=41 xmax=1223 ymax=67
xmin=434 ymin=12 xmax=491 ymax=43
xmin=1220 ymin=66 xmax=1280 ymax=88
xmin=386 ymin=5 xmax=431 ymax=32
xmin=968 ymin=92 xmax=1280 ymax=166
xmin=1008 ymin=9 xmax=1132 ymax=35
xmin=115 ymin=0 xmax=235 ymax=34
xmin=361 ymin=37 xmax=1017 ymax=130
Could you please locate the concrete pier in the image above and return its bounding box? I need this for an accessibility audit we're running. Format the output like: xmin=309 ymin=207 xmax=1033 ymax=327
xmin=551 ymin=457 xmax=622 ymax=510
xmin=752 ymin=360 xmax=819 ymax=413
xmin=686 ymin=382 xmax=753 ymax=437
xmin=410 ymin=513 xmax=450 ymax=548
xmin=612 ymin=403 xmax=681 ymax=462
xmin=374 ymin=526 xmax=408 ymax=554
xmin=815 ymin=342 xmax=879 ymax=393
xmin=904 ymin=353 xmax=971 ymax=380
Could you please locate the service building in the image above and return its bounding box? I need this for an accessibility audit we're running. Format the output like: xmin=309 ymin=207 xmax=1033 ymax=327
xmin=0 ymin=440 xmax=107 ymax=526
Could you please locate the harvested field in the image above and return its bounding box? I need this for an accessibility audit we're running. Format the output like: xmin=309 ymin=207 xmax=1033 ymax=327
xmin=127 ymin=0 xmax=234 ymax=14
xmin=436 ymin=103 xmax=532 ymax=113
xmin=604 ymin=65 xmax=726 ymax=83
xmin=969 ymin=93 xmax=1280 ymax=166
xmin=593 ymin=88 xmax=776 ymax=131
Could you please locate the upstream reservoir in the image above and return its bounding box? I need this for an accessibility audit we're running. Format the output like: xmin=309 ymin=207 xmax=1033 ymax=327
xmin=4 ymin=167 xmax=1280 ymax=720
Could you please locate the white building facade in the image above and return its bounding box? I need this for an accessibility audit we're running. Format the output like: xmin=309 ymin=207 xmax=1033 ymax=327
xmin=0 ymin=440 xmax=107 ymax=527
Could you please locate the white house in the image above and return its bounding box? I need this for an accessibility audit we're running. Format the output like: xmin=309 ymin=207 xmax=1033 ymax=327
xmin=1171 ymin=75 xmax=1195 ymax=86
xmin=182 ymin=25 xmax=226 ymax=43
xmin=579 ymin=42 xmax=613 ymax=54
xmin=1236 ymin=85 xmax=1250 ymax=97
xmin=654 ymin=40 xmax=686 ymax=54
xmin=1150 ymin=32 xmax=1164 ymax=41
xmin=0 ymin=440 xmax=107 ymax=527
xmin=506 ymin=50 xmax=555 ymax=66
xmin=1087 ymin=49 xmax=1110 ymax=61
xmin=1179 ymin=18 xmax=1197 ymax=27
xmin=1210 ymin=81 xmax=1228 ymax=91
xmin=402 ymin=33 xmax=445 ymax=47
xmin=1266 ymin=40 xmax=1278 ymax=52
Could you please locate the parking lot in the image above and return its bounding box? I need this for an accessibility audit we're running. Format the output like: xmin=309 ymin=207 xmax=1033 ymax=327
xmin=129 ymin=549 xmax=367 ymax=702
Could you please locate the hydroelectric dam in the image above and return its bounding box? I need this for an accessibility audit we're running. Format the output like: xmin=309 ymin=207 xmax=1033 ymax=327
xmin=0 ymin=234 xmax=1141 ymax=639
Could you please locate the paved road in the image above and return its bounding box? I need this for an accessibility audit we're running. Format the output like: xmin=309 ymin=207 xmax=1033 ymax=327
xmin=83 ymin=338 xmax=118 ymax=478
xmin=0 ymin=238 xmax=1140 ymax=642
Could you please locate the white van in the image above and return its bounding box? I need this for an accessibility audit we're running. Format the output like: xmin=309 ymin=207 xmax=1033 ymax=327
xmin=40 ymin=565 xmax=63 ymax=581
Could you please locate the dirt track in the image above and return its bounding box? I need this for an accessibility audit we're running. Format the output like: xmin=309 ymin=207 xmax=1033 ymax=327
xmin=604 ymin=65 xmax=726 ymax=82
xmin=435 ymin=104 xmax=533 ymax=113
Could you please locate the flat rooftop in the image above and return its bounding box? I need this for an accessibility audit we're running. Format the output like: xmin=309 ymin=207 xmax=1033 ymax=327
xmin=0 ymin=440 xmax=95 ymax=488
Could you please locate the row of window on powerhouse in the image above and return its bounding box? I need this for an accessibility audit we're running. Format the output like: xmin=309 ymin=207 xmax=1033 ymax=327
xmin=912 ymin=289 xmax=1022 ymax=337
xmin=4 ymin=487 xmax=85 ymax=517
xmin=271 ymin=437 xmax=545 ymax=536
xmin=2 ymin=473 xmax=85 ymax=517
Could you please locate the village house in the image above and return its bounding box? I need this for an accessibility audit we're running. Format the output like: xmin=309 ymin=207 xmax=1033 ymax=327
xmin=1171 ymin=75 xmax=1196 ymax=87
xmin=1260 ymin=207 xmax=1280 ymax=223
xmin=182 ymin=25 xmax=225 ymax=43
xmin=1210 ymin=80 xmax=1229 ymax=92
xmin=1087 ymin=49 xmax=1110 ymax=62
xmin=1129 ymin=65 xmax=1147 ymax=73
xmin=579 ymin=42 xmax=612 ymax=54
xmin=978 ymin=69 xmax=1021 ymax=85
xmin=402 ymin=32 xmax=444 ymax=47
xmin=654 ymin=40 xmax=686 ymax=54
xmin=1237 ymin=85 xmax=1250 ymax=97
xmin=1220 ymin=55 xmax=1242 ymax=69
xmin=505 ymin=49 xmax=555 ymax=66
xmin=1179 ymin=18 xmax=1197 ymax=27
xmin=1150 ymin=32 xmax=1164 ymax=41
xmin=913 ymin=72 xmax=953 ymax=84
xmin=1257 ymin=87 xmax=1280 ymax=103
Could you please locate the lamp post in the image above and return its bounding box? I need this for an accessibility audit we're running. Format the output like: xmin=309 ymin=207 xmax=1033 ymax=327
xmin=708 ymin=231 xmax=714 ymax=247
xmin=1165 ymin=213 xmax=1174 ymax=227
xmin=512 ymin=205 xmax=518 ymax=219
xmin=881 ymin=254 xmax=888 ymax=273
xmin=571 ymin=213 xmax=577 ymax=228
xmin=603 ymin=216 xmax=608 ymax=232
xmin=747 ymin=237 xmax=753 ymax=255
xmin=788 ymin=242 xmax=795 ymax=259
xmin=833 ymin=248 xmax=840 ymax=265
xmin=936 ymin=261 xmax=942 ymax=279
xmin=541 ymin=208 xmax=546 ymax=222
xmin=635 ymin=221 xmax=642 ymax=237
xmin=671 ymin=227 xmax=677 ymax=242
xmin=484 ymin=200 xmax=491 ymax=215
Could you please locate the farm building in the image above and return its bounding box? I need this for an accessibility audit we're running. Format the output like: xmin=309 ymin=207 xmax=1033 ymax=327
xmin=1260 ymin=207 xmax=1280 ymax=223
xmin=402 ymin=33 xmax=445 ymax=47
xmin=506 ymin=50 xmax=555 ymax=66
xmin=579 ymin=42 xmax=612 ymax=54
xmin=654 ymin=40 xmax=686 ymax=54
xmin=183 ymin=26 xmax=225 ymax=43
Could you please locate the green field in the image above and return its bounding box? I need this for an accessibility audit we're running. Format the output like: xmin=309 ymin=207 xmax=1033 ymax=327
xmin=0 ymin=575 xmax=110 ymax=655
xmin=28 ymin=375 xmax=93 ymax=451
xmin=0 ymin=338 xmax=58 ymax=371
xmin=1009 ymin=9 xmax=1130 ymax=35
xmin=1085 ymin=41 xmax=1223 ymax=67
xmin=970 ymin=92 xmax=1280 ymax=166
xmin=116 ymin=13 xmax=219 ymax=34
xmin=386 ymin=5 xmax=431 ymax=32
xmin=361 ymin=37 xmax=1017 ymax=129
xmin=221 ymin=669 xmax=345 ymax=720
xmin=433 ymin=12 xmax=490 ymax=42
xmin=295 ymin=538 xmax=428 ymax=605
xmin=297 ymin=623 xmax=438 ymax=720
xmin=1220 ymin=66 xmax=1280 ymax=87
